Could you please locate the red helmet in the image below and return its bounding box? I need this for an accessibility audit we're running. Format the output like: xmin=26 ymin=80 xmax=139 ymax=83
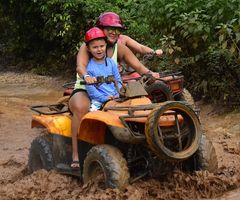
xmin=84 ymin=27 xmax=106 ymax=43
xmin=96 ymin=12 xmax=125 ymax=29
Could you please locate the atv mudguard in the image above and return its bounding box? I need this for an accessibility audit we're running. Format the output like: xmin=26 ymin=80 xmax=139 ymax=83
xmin=31 ymin=111 xmax=128 ymax=145
xmin=32 ymin=114 xmax=72 ymax=137
xmin=79 ymin=111 xmax=124 ymax=144
xmin=78 ymin=97 xmax=153 ymax=144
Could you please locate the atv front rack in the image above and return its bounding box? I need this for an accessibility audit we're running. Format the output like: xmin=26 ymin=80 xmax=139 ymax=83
xmin=31 ymin=104 xmax=69 ymax=115
xmin=104 ymin=104 xmax=155 ymax=115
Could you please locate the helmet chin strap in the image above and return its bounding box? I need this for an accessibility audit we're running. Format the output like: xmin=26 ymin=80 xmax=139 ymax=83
xmin=106 ymin=40 xmax=116 ymax=55
xmin=105 ymin=39 xmax=117 ymax=67
xmin=105 ymin=48 xmax=108 ymax=67
xmin=106 ymin=40 xmax=116 ymax=47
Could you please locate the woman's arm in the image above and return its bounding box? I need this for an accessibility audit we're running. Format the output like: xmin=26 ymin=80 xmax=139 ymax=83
xmin=121 ymin=35 xmax=163 ymax=56
xmin=76 ymin=43 xmax=89 ymax=76
xmin=117 ymin=44 xmax=150 ymax=75
xmin=76 ymin=43 xmax=96 ymax=83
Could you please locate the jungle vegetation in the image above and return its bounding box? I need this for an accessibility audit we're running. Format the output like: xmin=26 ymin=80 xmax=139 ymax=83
xmin=0 ymin=0 xmax=240 ymax=105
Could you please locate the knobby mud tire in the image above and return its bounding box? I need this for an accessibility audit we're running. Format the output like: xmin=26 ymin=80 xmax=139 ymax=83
xmin=195 ymin=134 xmax=218 ymax=172
xmin=28 ymin=135 xmax=53 ymax=174
xmin=145 ymin=101 xmax=202 ymax=161
xmin=175 ymin=88 xmax=196 ymax=109
xmin=83 ymin=144 xmax=129 ymax=189
xmin=145 ymin=81 xmax=174 ymax=103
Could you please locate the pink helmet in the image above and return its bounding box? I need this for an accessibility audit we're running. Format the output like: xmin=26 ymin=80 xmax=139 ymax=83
xmin=84 ymin=27 xmax=106 ymax=43
xmin=96 ymin=12 xmax=125 ymax=29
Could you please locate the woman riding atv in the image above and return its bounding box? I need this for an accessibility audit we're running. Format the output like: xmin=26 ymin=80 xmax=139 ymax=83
xmin=69 ymin=12 xmax=162 ymax=169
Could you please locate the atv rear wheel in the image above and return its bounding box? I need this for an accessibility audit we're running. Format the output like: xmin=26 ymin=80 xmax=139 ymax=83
xmin=145 ymin=101 xmax=202 ymax=161
xmin=145 ymin=81 xmax=174 ymax=103
xmin=28 ymin=135 xmax=53 ymax=173
xmin=83 ymin=144 xmax=129 ymax=189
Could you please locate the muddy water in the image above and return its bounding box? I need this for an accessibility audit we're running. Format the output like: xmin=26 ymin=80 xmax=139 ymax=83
xmin=0 ymin=72 xmax=240 ymax=200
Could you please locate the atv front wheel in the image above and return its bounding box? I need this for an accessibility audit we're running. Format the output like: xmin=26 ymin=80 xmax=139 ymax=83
xmin=194 ymin=134 xmax=218 ymax=172
xmin=83 ymin=144 xmax=129 ymax=189
xmin=197 ymin=134 xmax=218 ymax=172
xmin=175 ymin=88 xmax=195 ymax=109
xmin=28 ymin=135 xmax=53 ymax=173
xmin=145 ymin=101 xmax=202 ymax=161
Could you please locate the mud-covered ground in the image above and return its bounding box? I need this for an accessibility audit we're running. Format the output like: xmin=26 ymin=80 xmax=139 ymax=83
xmin=0 ymin=71 xmax=240 ymax=200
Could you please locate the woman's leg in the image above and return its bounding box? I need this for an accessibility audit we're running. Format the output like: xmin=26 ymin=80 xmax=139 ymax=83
xmin=68 ymin=91 xmax=90 ymax=166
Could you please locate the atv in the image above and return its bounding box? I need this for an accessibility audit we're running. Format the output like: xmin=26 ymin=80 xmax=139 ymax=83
xmin=28 ymin=75 xmax=217 ymax=189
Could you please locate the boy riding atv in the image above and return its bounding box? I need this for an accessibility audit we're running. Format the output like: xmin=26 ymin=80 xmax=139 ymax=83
xmin=70 ymin=27 xmax=122 ymax=169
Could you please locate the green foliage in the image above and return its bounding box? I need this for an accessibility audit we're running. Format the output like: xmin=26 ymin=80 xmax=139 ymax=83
xmin=0 ymin=0 xmax=138 ymax=64
xmin=0 ymin=0 xmax=240 ymax=105
xmin=137 ymin=0 xmax=240 ymax=105
xmin=186 ymin=50 xmax=240 ymax=105
xmin=137 ymin=0 xmax=240 ymax=57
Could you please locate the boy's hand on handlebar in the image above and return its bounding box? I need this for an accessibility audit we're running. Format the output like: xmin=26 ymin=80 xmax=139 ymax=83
xmin=85 ymin=76 xmax=97 ymax=84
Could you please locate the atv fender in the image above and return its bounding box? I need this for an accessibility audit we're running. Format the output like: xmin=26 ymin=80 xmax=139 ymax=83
xmin=32 ymin=114 xmax=71 ymax=137
xmin=79 ymin=111 xmax=124 ymax=144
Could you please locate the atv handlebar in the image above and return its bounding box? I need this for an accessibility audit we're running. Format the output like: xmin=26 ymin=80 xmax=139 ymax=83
xmin=79 ymin=75 xmax=116 ymax=85
xmin=80 ymin=75 xmax=125 ymax=97
xmin=80 ymin=74 xmax=156 ymax=98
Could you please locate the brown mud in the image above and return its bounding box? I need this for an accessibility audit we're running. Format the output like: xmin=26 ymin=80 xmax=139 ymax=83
xmin=0 ymin=72 xmax=240 ymax=200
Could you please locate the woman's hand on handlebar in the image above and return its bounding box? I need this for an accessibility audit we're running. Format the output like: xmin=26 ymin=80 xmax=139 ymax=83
xmin=151 ymin=71 xmax=160 ymax=79
xmin=154 ymin=49 xmax=163 ymax=57
xmin=142 ymin=49 xmax=163 ymax=64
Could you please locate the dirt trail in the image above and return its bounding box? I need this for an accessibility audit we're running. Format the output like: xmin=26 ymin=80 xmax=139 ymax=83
xmin=0 ymin=72 xmax=240 ymax=200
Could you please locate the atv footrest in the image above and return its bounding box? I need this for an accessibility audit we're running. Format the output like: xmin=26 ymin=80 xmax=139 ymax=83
xmin=55 ymin=163 xmax=81 ymax=178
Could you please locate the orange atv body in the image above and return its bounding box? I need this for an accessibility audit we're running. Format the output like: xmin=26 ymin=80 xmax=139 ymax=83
xmin=32 ymin=97 xmax=184 ymax=145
